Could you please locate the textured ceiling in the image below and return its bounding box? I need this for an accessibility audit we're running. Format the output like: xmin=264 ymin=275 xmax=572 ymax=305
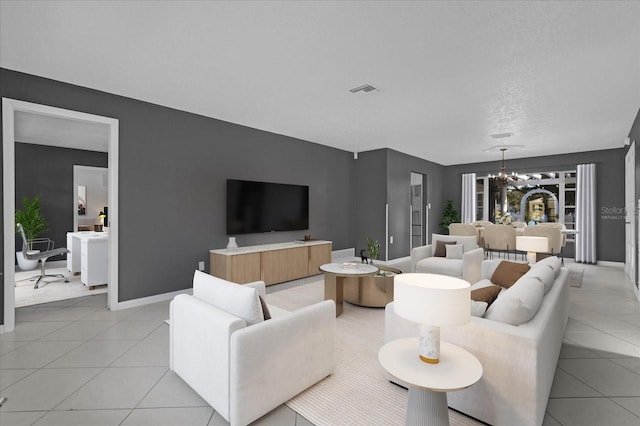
xmin=1 ymin=1 xmax=639 ymax=165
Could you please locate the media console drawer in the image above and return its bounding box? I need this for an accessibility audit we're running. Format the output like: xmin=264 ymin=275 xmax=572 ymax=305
xmin=210 ymin=240 xmax=331 ymax=285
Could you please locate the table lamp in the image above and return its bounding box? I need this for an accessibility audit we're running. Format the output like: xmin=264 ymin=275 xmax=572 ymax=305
xmin=516 ymin=236 xmax=548 ymax=265
xmin=394 ymin=274 xmax=470 ymax=364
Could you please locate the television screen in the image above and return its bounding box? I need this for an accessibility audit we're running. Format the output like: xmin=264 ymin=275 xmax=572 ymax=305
xmin=226 ymin=179 xmax=309 ymax=235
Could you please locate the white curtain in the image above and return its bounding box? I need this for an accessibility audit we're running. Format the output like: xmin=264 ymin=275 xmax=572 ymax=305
xmin=461 ymin=173 xmax=476 ymax=224
xmin=576 ymin=163 xmax=596 ymax=263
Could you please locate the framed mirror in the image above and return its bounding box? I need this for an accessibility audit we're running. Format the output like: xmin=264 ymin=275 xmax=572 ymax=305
xmin=77 ymin=185 xmax=87 ymax=215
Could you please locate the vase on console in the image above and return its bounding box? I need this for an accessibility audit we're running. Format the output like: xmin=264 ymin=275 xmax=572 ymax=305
xmin=227 ymin=237 xmax=238 ymax=251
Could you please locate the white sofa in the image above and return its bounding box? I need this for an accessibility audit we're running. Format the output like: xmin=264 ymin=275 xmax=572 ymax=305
xmin=170 ymin=271 xmax=335 ymax=426
xmin=385 ymin=257 xmax=569 ymax=426
xmin=411 ymin=234 xmax=484 ymax=284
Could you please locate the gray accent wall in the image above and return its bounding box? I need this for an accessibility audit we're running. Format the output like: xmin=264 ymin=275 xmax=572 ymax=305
xmin=443 ymin=148 xmax=626 ymax=263
xmin=349 ymin=149 xmax=446 ymax=261
xmin=14 ymin=143 xmax=108 ymax=258
xmin=1 ymin=68 xmax=352 ymax=315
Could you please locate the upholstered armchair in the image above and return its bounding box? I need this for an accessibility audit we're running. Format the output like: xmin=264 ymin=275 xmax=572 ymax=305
xmin=170 ymin=271 xmax=335 ymax=426
xmin=411 ymin=234 xmax=484 ymax=284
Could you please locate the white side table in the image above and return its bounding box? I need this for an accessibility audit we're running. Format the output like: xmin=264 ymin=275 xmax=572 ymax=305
xmin=379 ymin=338 xmax=482 ymax=426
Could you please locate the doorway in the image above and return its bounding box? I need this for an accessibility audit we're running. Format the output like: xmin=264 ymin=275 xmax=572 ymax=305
xmin=2 ymin=98 xmax=119 ymax=333
xmin=410 ymin=172 xmax=426 ymax=250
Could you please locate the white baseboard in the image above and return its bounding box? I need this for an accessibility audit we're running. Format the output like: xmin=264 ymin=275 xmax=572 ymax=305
xmin=111 ymin=287 xmax=193 ymax=311
xmin=596 ymin=260 xmax=624 ymax=267
xmin=332 ymin=248 xmax=354 ymax=259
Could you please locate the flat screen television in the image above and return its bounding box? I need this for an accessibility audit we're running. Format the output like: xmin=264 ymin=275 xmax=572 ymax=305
xmin=226 ymin=179 xmax=309 ymax=235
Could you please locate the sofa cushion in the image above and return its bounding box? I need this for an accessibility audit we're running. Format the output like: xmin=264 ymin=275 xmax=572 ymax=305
xmin=491 ymin=261 xmax=530 ymax=288
xmin=434 ymin=240 xmax=456 ymax=257
xmin=471 ymin=284 xmax=502 ymax=307
xmin=471 ymin=300 xmax=488 ymax=317
xmin=524 ymin=263 xmax=556 ymax=294
xmin=446 ymin=243 xmax=464 ymax=259
xmin=534 ymin=256 xmax=562 ymax=278
xmin=484 ymin=277 xmax=544 ymax=325
xmin=192 ymin=270 xmax=264 ymax=325
xmin=415 ymin=257 xmax=463 ymax=277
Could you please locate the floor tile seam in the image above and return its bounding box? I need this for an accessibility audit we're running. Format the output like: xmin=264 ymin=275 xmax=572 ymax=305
xmin=607 ymin=332 xmax=640 ymax=349
xmin=609 ymin=397 xmax=640 ymax=419
xmin=30 ymin=322 xmax=74 ymax=341
xmin=556 ymin=365 xmax=606 ymax=397
xmin=564 ymin=320 xmax=640 ymax=340
xmin=50 ymin=366 xmax=108 ymax=412
xmin=0 ymin=368 xmax=38 ymax=392
xmin=0 ymin=409 xmax=48 ymax=424
xmin=88 ymin=319 xmax=163 ymax=341
xmin=608 ymin=358 xmax=640 ymax=376
xmin=32 ymin=340 xmax=90 ymax=369
xmin=130 ymin=368 xmax=172 ymax=413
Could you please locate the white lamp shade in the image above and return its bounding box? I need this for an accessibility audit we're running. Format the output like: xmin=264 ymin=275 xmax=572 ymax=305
xmin=516 ymin=236 xmax=548 ymax=253
xmin=394 ymin=273 xmax=470 ymax=326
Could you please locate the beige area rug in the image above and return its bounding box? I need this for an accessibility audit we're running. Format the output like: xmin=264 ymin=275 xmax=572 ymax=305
xmin=266 ymin=278 xmax=483 ymax=426
xmin=15 ymin=264 xmax=107 ymax=308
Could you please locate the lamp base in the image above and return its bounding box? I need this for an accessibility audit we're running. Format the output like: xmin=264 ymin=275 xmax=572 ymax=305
xmin=418 ymin=325 xmax=440 ymax=364
xmin=527 ymin=251 xmax=537 ymax=265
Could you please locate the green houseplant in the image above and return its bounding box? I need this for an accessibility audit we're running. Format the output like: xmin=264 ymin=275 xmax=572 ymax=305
xmin=365 ymin=236 xmax=381 ymax=263
xmin=15 ymin=195 xmax=48 ymax=270
xmin=440 ymin=199 xmax=460 ymax=233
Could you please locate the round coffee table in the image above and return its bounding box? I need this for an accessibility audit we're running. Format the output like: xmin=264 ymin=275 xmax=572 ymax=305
xmin=379 ymin=338 xmax=483 ymax=426
xmin=343 ymin=265 xmax=402 ymax=307
xmin=320 ymin=263 xmax=378 ymax=316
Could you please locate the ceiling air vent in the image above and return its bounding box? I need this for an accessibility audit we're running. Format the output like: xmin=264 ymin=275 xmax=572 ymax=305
xmin=349 ymin=83 xmax=381 ymax=95
xmin=490 ymin=132 xmax=512 ymax=140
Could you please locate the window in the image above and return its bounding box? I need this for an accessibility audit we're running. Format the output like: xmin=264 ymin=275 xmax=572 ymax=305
xmin=476 ymin=169 xmax=577 ymax=241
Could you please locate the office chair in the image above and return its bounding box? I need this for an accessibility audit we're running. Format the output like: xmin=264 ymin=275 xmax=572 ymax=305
xmin=17 ymin=223 xmax=69 ymax=289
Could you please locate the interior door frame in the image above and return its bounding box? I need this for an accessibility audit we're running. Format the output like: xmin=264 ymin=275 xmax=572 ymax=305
xmin=2 ymin=98 xmax=119 ymax=333
xmin=625 ymin=142 xmax=635 ymax=283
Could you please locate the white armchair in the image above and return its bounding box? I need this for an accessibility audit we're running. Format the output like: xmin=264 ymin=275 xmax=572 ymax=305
xmin=170 ymin=271 xmax=335 ymax=426
xmin=411 ymin=234 xmax=484 ymax=284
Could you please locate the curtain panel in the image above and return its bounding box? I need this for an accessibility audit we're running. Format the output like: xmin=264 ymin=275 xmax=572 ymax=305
xmin=576 ymin=163 xmax=596 ymax=263
xmin=461 ymin=173 xmax=476 ymax=223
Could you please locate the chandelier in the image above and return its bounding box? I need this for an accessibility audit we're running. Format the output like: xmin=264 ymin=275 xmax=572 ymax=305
xmin=490 ymin=148 xmax=518 ymax=188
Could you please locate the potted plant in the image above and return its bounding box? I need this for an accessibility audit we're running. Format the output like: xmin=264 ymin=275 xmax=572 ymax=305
xmin=440 ymin=199 xmax=460 ymax=233
xmin=15 ymin=195 xmax=48 ymax=270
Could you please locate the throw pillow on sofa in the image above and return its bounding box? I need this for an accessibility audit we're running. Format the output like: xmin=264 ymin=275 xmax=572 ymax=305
xmin=434 ymin=240 xmax=457 ymax=257
xmin=192 ymin=270 xmax=264 ymax=325
xmin=491 ymin=261 xmax=530 ymax=288
xmin=471 ymin=284 xmax=502 ymax=307
xmin=446 ymin=243 xmax=464 ymax=259
xmin=484 ymin=277 xmax=544 ymax=325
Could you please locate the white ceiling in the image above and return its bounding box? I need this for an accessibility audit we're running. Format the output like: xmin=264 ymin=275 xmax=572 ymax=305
xmin=1 ymin=1 xmax=638 ymax=165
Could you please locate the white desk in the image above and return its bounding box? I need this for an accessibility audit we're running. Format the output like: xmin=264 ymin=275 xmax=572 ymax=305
xmin=379 ymin=338 xmax=482 ymax=426
xmin=67 ymin=232 xmax=108 ymax=287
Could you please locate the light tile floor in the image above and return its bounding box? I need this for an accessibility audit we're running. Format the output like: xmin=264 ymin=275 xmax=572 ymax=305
xmin=0 ymin=260 xmax=638 ymax=426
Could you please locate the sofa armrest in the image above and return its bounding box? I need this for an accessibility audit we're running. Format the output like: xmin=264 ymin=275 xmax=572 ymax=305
xmin=170 ymin=294 xmax=246 ymax=421
xmin=229 ymin=300 xmax=336 ymax=426
xmin=244 ymin=280 xmax=266 ymax=297
xmin=411 ymin=245 xmax=433 ymax=272
xmin=462 ymin=247 xmax=484 ymax=284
